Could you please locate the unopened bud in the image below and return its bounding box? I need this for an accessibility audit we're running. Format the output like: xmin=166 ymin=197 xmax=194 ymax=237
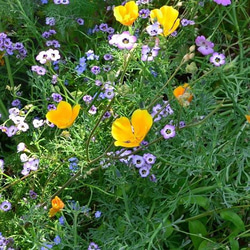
xmin=189 ymin=53 xmax=195 ymax=59
xmin=189 ymin=45 xmax=196 ymax=53
xmin=176 ymin=2 xmax=183 ymax=7
xmin=183 ymin=54 xmax=190 ymax=62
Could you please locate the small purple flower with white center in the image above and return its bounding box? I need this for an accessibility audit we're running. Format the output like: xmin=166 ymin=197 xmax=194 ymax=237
xmin=104 ymin=88 xmax=115 ymax=99
xmin=171 ymin=31 xmax=178 ymax=37
xmin=52 ymin=93 xmax=63 ymax=102
xmin=11 ymin=99 xmax=21 ymax=107
xmin=95 ymin=211 xmax=102 ymax=218
xmin=103 ymin=54 xmax=113 ymax=61
xmin=116 ymin=31 xmax=137 ymax=50
xmin=149 ymin=174 xmax=157 ymax=182
xmin=139 ymin=9 xmax=150 ymax=18
xmin=103 ymin=111 xmax=111 ymax=120
xmin=166 ymin=104 xmax=174 ymax=115
xmin=139 ymin=166 xmax=150 ymax=177
xmin=76 ymin=18 xmax=84 ymax=25
xmin=181 ymin=19 xmax=195 ymax=26
xmin=47 ymin=104 xmax=56 ymax=110
xmin=99 ymin=23 xmax=108 ymax=32
xmin=0 ymin=201 xmax=12 ymax=211
xmin=152 ymin=104 xmax=162 ymax=113
xmin=179 ymin=121 xmax=186 ymax=128
xmin=146 ymin=22 xmax=163 ymax=36
xmin=209 ymin=52 xmax=226 ymax=67
xmin=132 ymin=155 xmax=145 ymax=168
xmin=143 ymin=153 xmax=156 ymax=165
xmin=141 ymin=45 xmax=160 ymax=61
xmin=195 ymin=36 xmax=214 ymax=56
xmin=107 ymin=27 xmax=115 ymax=34
xmin=31 ymin=65 xmax=47 ymax=75
xmin=119 ymin=150 xmax=133 ymax=164
xmin=46 ymin=17 xmax=55 ymax=26
xmin=161 ymin=124 xmax=176 ymax=139
xmin=83 ymin=95 xmax=93 ymax=104
xmin=51 ymin=74 xmax=58 ymax=84
xmin=95 ymin=80 xmax=102 ymax=86
xmin=6 ymin=125 xmax=18 ymax=137
xmin=88 ymin=105 xmax=97 ymax=115
xmin=91 ymin=66 xmax=101 ymax=75
xmin=29 ymin=190 xmax=38 ymax=199
xmin=88 ymin=242 xmax=100 ymax=250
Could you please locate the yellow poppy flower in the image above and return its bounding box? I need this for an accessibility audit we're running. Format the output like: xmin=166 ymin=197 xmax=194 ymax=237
xmin=111 ymin=109 xmax=153 ymax=148
xmin=245 ymin=115 xmax=250 ymax=123
xmin=49 ymin=196 xmax=65 ymax=217
xmin=150 ymin=6 xmax=180 ymax=37
xmin=173 ymin=83 xmax=193 ymax=107
xmin=114 ymin=1 xmax=139 ymax=26
xmin=46 ymin=101 xmax=80 ymax=129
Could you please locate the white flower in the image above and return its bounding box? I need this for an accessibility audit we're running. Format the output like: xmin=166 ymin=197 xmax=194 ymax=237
xmin=33 ymin=119 xmax=44 ymax=128
xmin=36 ymin=51 xmax=49 ymax=64
xmin=11 ymin=115 xmax=25 ymax=125
xmin=17 ymin=122 xmax=29 ymax=132
xmin=17 ymin=142 xmax=26 ymax=153
xmin=47 ymin=49 xmax=60 ymax=61
xmin=9 ymin=107 xmax=20 ymax=116
xmin=20 ymin=153 xmax=29 ymax=162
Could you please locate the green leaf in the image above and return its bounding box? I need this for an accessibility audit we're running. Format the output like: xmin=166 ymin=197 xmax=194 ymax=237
xmin=220 ymin=211 xmax=245 ymax=231
xmin=229 ymin=238 xmax=239 ymax=250
xmin=181 ymin=195 xmax=209 ymax=210
xmin=198 ymin=240 xmax=219 ymax=250
xmin=164 ymin=220 xmax=174 ymax=238
xmin=189 ymin=220 xmax=208 ymax=249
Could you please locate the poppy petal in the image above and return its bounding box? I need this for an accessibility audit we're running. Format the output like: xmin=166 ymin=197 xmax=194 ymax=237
xmin=111 ymin=117 xmax=135 ymax=142
xmin=131 ymin=109 xmax=153 ymax=142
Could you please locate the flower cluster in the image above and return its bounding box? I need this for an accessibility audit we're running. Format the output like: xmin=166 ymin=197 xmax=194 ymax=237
xmin=0 ymin=232 xmax=15 ymax=249
xmin=0 ymin=32 xmax=27 ymax=59
xmin=68 ymin=157 xmax=79 ymax=173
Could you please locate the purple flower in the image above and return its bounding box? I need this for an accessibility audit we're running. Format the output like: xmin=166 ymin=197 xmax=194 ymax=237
xmin=143 ymin=153 xmax=156 ymax=165
xmin=139 ymin=9 xmax=150 ymax=18
xmin=109 ymin=31 xmax=137 ymax=50
xmin=88 ymin=105 xmax=97 ymax=115
xmin=95 ymin=211 xmax=102 ymax=218
xmin=29 ymin=190 xmax=38 ymax=199
xmin=99 ymin=23 xmax=108 ymax=32
xmin=103 ymin=54 xmax=113 ymax=61
xmin=88 ymin=242 xmax=100 ymax=250
xmin=132 ymin=155 xmax=145 ymax=168
xmin=160 ymin=124 xmax=176 ymax=139
xmin=91 ymin=66 xmax=101 ymax=75
xmin=46 ymin=17 xmax=55 ymax=26
xmin=149 ymin=174 xmax=157 ymax=182
xmin=195 ymin=36 xmax=214 ymax=56
xmin=139 ymin=166 xmax=150 ymax=177
xmin=83 ymin=95 xmax=93 ymax=104
xmin=76 ymin=18 xmax=84 ymax=25
xmin=213 ymin=0 xmax=231 ymax=6
xmin=146 ymin=22 xmax=163 ymax=36
xmin=141 ymin=45 xmax=160 ymax=61
xmin=47 ymin=104 xmax=56 ymax=110
xmin=54 ymin=235 xmax=61 ymax=245
xmin=51 ymin=93 xmax=63 ymax=102
xmin=0 ymin=201 xmax=12 ymax=211
xmin=11 ymin=99 xmax=21 ymax=107
xmin=209 ymin=52 xmax=226 ymax=66
xmin=107 ymin=27 xmax=115 ymax=34
xmin=6 ymin=125 xmax=18 ymax=137
xmin=103 ymin=65 xmax=111 ymax=72
xmin=104 ymin=88 xmax=115 ymax=99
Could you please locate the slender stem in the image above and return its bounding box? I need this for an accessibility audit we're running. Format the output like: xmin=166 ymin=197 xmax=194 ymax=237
xmin=85 ymin=98 xmax=115 ymax=162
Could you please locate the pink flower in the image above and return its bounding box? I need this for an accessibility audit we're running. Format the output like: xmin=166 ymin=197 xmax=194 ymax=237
xmin=213 ymin=0 xmax=231 ymax=6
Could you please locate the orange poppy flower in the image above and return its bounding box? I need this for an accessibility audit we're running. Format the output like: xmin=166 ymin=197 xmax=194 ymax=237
xmin=173 ymin=83 xmax=193 ymax=107
xmin=46 ymin=101 xmax=80 ymax=129
xmin=114 ymin=1 xmax=139 ymax=26
xmin=245 ymin=115 xmax=250 ymax=123
xmin=111 ymin=109 xmax=153 ymax=148
xmin=49 ymin=196 xmax=65 ymax=217
xmin=150 ymin=6 xmax=180 ymax=37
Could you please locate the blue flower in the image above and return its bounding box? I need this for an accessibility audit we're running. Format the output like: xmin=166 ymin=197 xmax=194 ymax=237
xmin=54 ymin=235 xmax=61 ymax=245
xmin=95 ymin=211 xmax=102 ymax=218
